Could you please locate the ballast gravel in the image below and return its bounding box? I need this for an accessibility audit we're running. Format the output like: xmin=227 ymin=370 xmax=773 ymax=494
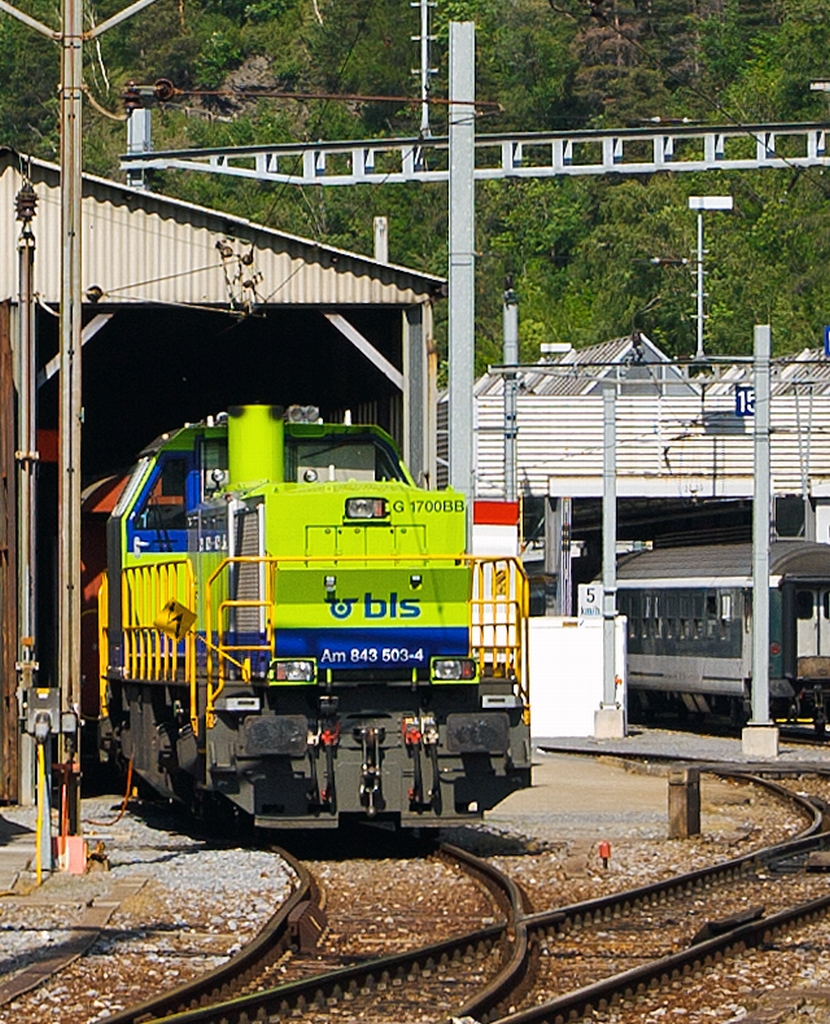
xmin=0 ymin=746 xmax=826 ymax=1024
xmin=0 ymin=797 xmax=294 ymax=1024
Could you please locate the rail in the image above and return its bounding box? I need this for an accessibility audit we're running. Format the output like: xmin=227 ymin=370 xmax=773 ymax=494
xmin=103 ymin=774 xmax=822 ymax=1024
xmin=108 ymin=843 xmax=518 ymax=1024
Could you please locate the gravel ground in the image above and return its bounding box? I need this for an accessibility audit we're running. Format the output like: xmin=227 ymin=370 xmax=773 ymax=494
xmin=0 ymin=747 xmax=825 ymax=1024
xmin=0 ymin=797 xmax=294 ymax=1024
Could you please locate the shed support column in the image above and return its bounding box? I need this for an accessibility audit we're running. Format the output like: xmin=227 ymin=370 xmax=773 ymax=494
xmin=403 ymin=303 xmax=432 ymax=487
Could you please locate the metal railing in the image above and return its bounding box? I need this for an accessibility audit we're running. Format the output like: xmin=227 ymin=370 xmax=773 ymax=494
xmin=470 ymin=556 xmax=529 ymax=706
xmin=120 ymin=559 xmax=198 ymax=727
xmin=104 ymin=554 xmax=529 ymax=733
xmin=205 ymin=553 xmax=530 ymax=719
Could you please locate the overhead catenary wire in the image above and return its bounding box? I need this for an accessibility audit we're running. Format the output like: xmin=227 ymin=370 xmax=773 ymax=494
xmin=549 ymin=0 xmax=830 ymax=200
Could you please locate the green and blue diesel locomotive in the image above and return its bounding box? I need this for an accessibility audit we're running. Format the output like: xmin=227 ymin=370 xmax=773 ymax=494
xmin=97 ymin=404 xmax=531 ymax=827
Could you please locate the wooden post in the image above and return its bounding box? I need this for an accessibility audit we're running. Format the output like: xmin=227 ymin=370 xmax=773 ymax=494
xmin=668 ymin=767 xmax=700 ymax=838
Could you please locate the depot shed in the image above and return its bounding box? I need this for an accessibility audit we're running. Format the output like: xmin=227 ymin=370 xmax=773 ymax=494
xmin=0 ymin=147 xmax=444 ymax=801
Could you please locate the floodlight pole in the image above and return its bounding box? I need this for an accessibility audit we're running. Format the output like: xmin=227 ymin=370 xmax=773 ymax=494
xmin=688 ymin=195 xmax=733 ymax=360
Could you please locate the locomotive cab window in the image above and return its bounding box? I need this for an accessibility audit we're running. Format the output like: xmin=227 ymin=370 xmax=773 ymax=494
xmin=287 ymin=436 xmax=405 ymax=484
xmin=134 ymin=458 xmax=188 ymax=530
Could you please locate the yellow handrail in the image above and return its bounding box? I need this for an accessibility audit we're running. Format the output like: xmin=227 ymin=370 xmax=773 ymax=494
xmin=98 ymin=573 xmax=109 ymax=720
xmin=204 ymin=553 xmax=530 ymax=721
xmin=120 ymin=559 xmax=198 ymax=731
xmin=469 ymin=557 xmax=530 ymax=708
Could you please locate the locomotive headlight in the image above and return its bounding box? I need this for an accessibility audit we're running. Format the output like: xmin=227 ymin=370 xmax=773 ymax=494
xmin=345 ymin=497 xmax=388 ymax=519
xmin=431 ymin=658 xmax=478 ymax=682
xmin=269 ymin=659 xmax=316 ymax=683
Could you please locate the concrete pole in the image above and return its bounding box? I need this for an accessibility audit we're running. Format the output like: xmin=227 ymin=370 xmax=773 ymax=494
xmin=373 ymin=216 xmax=389 ymax=264
xmin=595 ymin=384 xmax=625 ymax=738
xmin=448 ymin=21 xmax=475 ymax=506
xmin=503 ymin=278 xmax=518 ymax=503
xmin=58 ymin=0 xmax=84 ymax=831
xmin=743 ymin=324 xmax=778 ymax=757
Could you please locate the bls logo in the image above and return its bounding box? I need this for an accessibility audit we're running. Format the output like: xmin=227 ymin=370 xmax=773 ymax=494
xmin=326 ymin=592 xmax=421 ymax=620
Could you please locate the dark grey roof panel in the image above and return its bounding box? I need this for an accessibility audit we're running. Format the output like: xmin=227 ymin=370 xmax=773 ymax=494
xmin=617 ymin=542 xmax=830 ymax=581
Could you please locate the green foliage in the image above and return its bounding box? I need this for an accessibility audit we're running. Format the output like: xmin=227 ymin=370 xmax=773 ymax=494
xmin=1 ymin=0 xmax=830 ymax=368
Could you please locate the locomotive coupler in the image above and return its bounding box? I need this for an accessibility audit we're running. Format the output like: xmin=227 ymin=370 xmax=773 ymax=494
xmin=320 ymin=719 xmax=341 ymax=812
xmin=420 ymin=715 xmax=441 ymax=811
xmin=355 ymin=725 xmax=384 ymax=817
xmin=402 ymin=716 xmax=424 ymax=806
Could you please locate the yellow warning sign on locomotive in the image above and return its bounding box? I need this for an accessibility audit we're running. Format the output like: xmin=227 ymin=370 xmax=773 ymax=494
xmin=154 ymin=600 xmax=197 ymax=640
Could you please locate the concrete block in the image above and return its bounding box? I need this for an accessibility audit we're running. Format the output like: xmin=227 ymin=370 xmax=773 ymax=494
xmin=741 ymin=724 xmax=779 ymax=759
xmin=594 ymin=706 xmax=626 ymax=739
xmin=54 ymin=835 xmax=87 ymax=875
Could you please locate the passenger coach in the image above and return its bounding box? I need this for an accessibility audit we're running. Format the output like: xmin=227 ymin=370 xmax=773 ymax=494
xmin=615 ymin=542 xmax=830 ymax=734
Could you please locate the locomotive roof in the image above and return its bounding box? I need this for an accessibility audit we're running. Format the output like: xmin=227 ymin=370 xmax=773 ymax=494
xmin=616 ymin=541 xmax=830 ymax=584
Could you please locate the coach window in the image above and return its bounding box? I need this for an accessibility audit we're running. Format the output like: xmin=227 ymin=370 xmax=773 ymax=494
xmin=823 ymin=591 xmax=830 ymax=619
xmin=721 ymin=593 xmax=733 ymax=641
xmin=706 ymin=593 xmax=717 ymax=637
xmin=796 ymin=590 xmax=815 ymax=620
xmin=642 ymin=593 xmax=651 ymax=638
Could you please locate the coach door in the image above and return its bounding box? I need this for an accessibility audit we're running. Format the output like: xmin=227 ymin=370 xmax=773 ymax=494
xmin=795 ymin=587 xmax=830 ymax=659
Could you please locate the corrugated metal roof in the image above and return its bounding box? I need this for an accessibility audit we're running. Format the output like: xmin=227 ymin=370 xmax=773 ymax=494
xmin=472 ymin=334 xmax=830 ymax=498
xmin=0 ymin=148 xmax=444 ymax=308
xmin=474 ymin=390 xmax=830 ymax=497
xmin=617 ymin=541 xmax=830 ymax=581
xmin=473 ymin=333 xmax=695 ymax=399
xmin=706 ymin=347 xmax=830 ymax=398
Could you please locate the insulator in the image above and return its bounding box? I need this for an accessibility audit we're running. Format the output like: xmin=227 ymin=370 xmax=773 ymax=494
xmin=123 ymin=80 xmax=142 ymax=116
xmin=15 ymin=183 xmax=37 ymax=223
xmin=154 ymin=78 xmax=175 ymax=102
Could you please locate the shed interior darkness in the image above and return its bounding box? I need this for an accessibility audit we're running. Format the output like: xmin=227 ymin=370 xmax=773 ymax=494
xmin=36 ymin=304 xmax=404 ymax=483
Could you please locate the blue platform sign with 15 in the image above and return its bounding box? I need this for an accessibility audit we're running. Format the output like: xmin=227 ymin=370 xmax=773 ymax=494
xmin=734 ymin=384 xmax=755 ymax=418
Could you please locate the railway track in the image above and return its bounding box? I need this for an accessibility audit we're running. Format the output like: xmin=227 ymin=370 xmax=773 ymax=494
xmin=95 ymin=771 xmax=830 ymax=1024
xmin=6 ymin=768 xmax=828 ymax=1023
xmin=102 ymin=841 xmax=525 ymax=1024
